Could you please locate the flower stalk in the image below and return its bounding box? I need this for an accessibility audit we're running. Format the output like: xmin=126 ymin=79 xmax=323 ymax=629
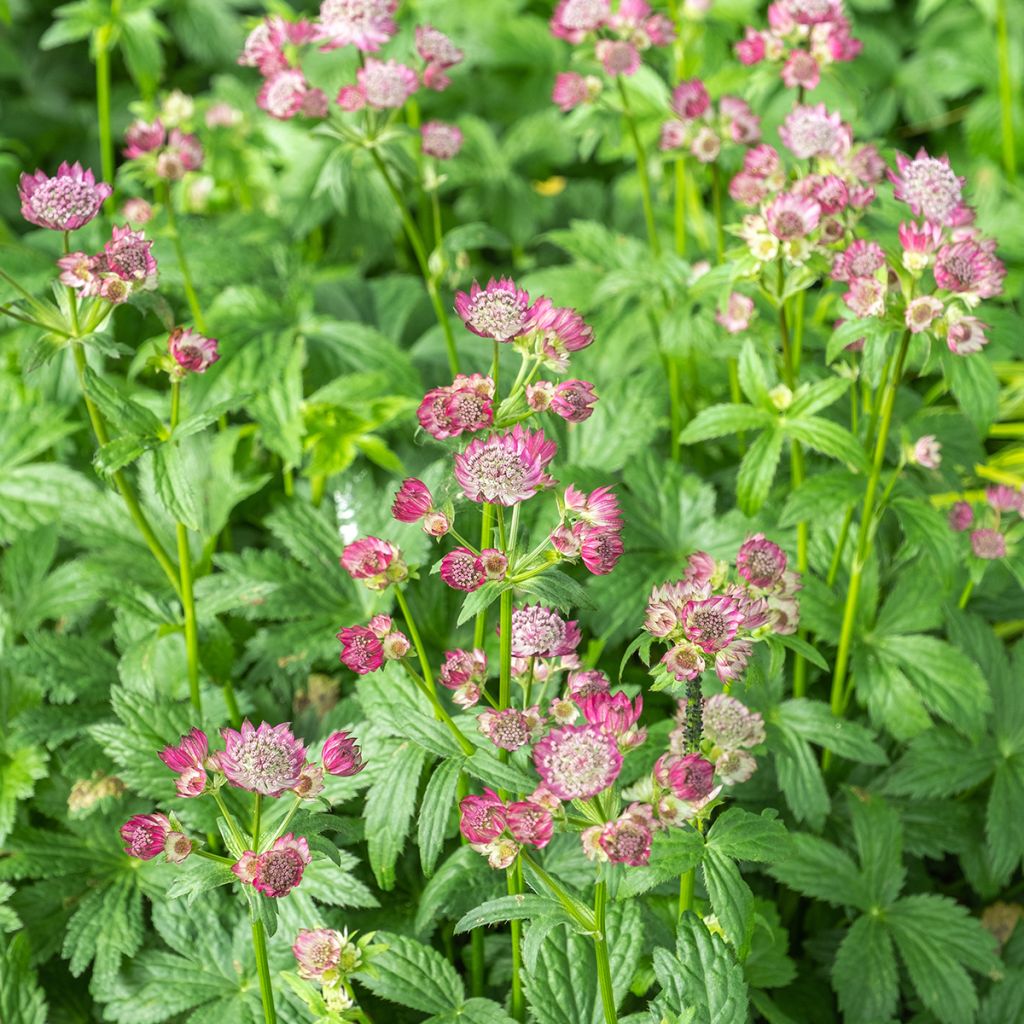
xmin=616 ymin=76 xmax=661 ymax=258
xmin=161 ymin=182 xmax=208 ymax=334
xmin=593 ymin=880 xmax=618 ymax=1024
xmin=996 ymin=0 xmax=1017 ymax=182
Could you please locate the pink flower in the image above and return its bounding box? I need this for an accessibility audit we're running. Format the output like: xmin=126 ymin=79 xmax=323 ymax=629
xmin=662 ymin=642 xmax=706 ymax=681
xmin=765 ymin=193 xmax=821 ymax=240
xmin=454 ymin=425 xmax=557 ymax=505
xmin=745 ymin=144 xmax=780 ymax=178
xmin=971 ymin=528 xmax=1006 ymax=560
xmin=421 ymin=121 xmax=463 ymax=159
xmin=781 ymin=50 xmax=820 ymax=90
xmin=737 ymin=535 xmax=787 ymax=588
xmin=356 ymin=59 xmax=419 ymax=109
xmin=889 ymin=149 xmax=966 ymax=226
xmin=948 ymin=501 xmax=974 ymax=532
xmin=258 ymin=70 xmax=310 ymax=120
xmin=103 ymin=225 xmax=157 ymax=282
xmin=120 ymin=813 xmax=171 ymax=860
xmin=440 ymin=547 xmax=486 ymax=592
xmin=524 ymin=297 xmax=595 ymax=367
xmin=167 ymin=129 xmax=203 ymax=173
xmin=251 ymin=834 xmax=311 ymax=898
xmin=911 ymin=435 xmax=942 ymax=470
xmin=322 ymin=731 xmax=365 ymax=776
xmin=533 ymin=724 xmax=622 ymax=800
xmin=598 ymin=815 xmax=652 ymax=865
xmin=945 ymin=316 xmax=989 ymax=355
xmin=564 ymin=484 xmax=623 ymax=531
xmin=417 ymin=374 xmax=495 ymax=440
xmin=293 ymin=929 xmax=343 ymax=979
xmin=122 ymin=198 xmax=153 ymax=224
xmin=987 ymin=485 xmax=1024 ymax=513
xmin=440 ymin=648 xmax=487 ymax=689
xmin=316 ymin=0 xmax=398 ymax=52
xmin=831 ymin=240 xmax=886 ymax=282
xmin=720 ymin=96 xmax=760 ymax=144
xmin=671 ymin=79 xmax=710 ymax=120
xmin=716 ymin=749 xmax=758 ymax=784
xmin=810 ymin=174 xmax=849 ymax=214
xmin=478 ymin=548 xmax=508 ymax=579
xmin=550 ymin=0 xmax=610 ymax=42
xmin=715 ymin=293 xmax=755 ymax=334
xmin=336 ymin=85 xmax=366 ymax=111
xmin=124 ymin=119 xmax=166 ymax=158
xmin=478 ymin=708 xmax=536 ymax=751
xmin=735 ymin=27 xmax=766 ymax=65
xmin=455 ymin=278 xmax=532 ymax=342
xmin=934 ymin=239 xmax=1005 ymax=300
xmin=683 ymin=595 xmax=743 ymax=655
xmin=217 ymin=721 xmax=306 ymax=796
xmin=552 ymin=72 xmax=591 ymax=112
xmin=665 ymin=753 xmax=715 ymax=800
xmin=56 ymin=251 xmax=100 ymax=290
xmin=702 ymin=694 xmax=766 ymax=749
xmin=238 ymin=17 xmax=292 ymax=74
xmin=566 ymin=669 xmax=610 ymax=698
xmin=510 ymin=605 xmax=581 ymax=658
xmin=550 ymin=379 xmax=598 ymax=422
xmin=294 ymin=763 xmax=325 ymax=799
xmin=337 ymin=625 xmax=384 ymax=674
xmin=416 ymin=23 xmax=462 ymax=67
xmin=506 ymin=801 xmax=554 ymax=848
xmin=779 ymin=104 xmax=849 ymax=160
xmin=905 ymin=296 xmax=944 ymax=334
xmin=729 ymin=172 xmax=768 ymax=207
xmin=169 ymin=327 xmax=219 ymax=374
xmin=459 ymin=788 xmax=507 ymax=843
xmin=392 ymin=478 xmax=433 ymax=523
xmin=341 ymin=537 xmax=403 ymax=585
xmin=164 ymin=831 xmax=193 ymax=864
xmin=844 ymin=277 xmax=886 ymax=318
xmin=579 ymin=691 xmax=643 ymax=744
xmin=19 ymin=162 xmax=111 ymax=231
xmin=898 ymin=221 xmax=943 ymax=271
xmin=690 ymin=127 xmax=721 ymax=164
xmin=579 ymin=527 xmax=624 ymax=575
xmin=159 ymin=727 xmax=209 ymax=798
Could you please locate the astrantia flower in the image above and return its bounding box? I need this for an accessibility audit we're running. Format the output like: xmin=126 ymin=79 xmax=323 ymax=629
xmin=934 ymin=239 xmax=1005 ymax=301
xmin=358 ymin=59 xmax=419 ymax=108
xmin=454 ymin=425 xmax=557 ymax=505
xmin=164 ymin=831 xmax=193 ymax=864
xmin=417 ymin=374 xmax=495 ymax=440
xmin=579 ymin=690 xmax=644 ymax=747
xmin=716 ymin=749 xmax=758 ymax=784
xmin=661 ymin=642 xmax=706 ymax=683
xmin=416 ymin=24 xmax=463 ymax=67
xmin=671 ymin=79 xmax=710 ymax=120
xmin=665 ymin=753 xmax=715 ymax=800
xmin=337 ymin=626 xmax=384 ymax=675
xmin=986 ymin=485 xmax=1023 ymax=513
xmin=779 ymin=104 xmax=849 ymax=160
xmin=455 ymin=278 xmax=532 ymax=342
xmin=293 ymin=929 xmax=343 ymax=979
xmin=251 ymin=834 xmax=311 ymax=898
xmin=459 ymin=788 xmax=507 ymax=843
xmin=765 ymin=193 xmax=821 ymax=240
xmin=905 ymin=296 xmax=944 ymax=334
xmin=525 ymin=297 xmax=595 ymax=368
xmin=898 ymin=221 xmax=943 ymax=272
xmin=552 ymin=71 xmax=592 ymax=112
xmin=948 ymin=501 xmax=974 ymax=532
xmin=550 ymin=379 xmax=598 ymax=422
xmin=340 ymin=537 xmax=404 ymax=587
xmin=781 ymin=49 xmax=820 ymax=89
xmin=124 ymin=119 xmax=166 ymax=158
xmin=258 ymin=70 xmax=310 ymax=120
xmin=421 ymin=121 xmax=463 ymax=159
xmin=831 ymin=240 xmax=886 ymax=282
xmin=566 ymin=668 xmax=611 ymax=698
xmin=911 ymin=435 xmax=942 ymax=470
xmin=392 ymin=478 xmax=433 ymax=523
xmin=440 ymin=547 xmax=486 ymax=592
xmin=702 ymin=694 xmax=766 ymax=749
xmin=19 ymin=162 xmax=111 ymax=231
xmin=104 ymin=225 xmax=157 ymax=282
xmin=294 ymin=762 xmax=325 ymax=799
xmin=533 ymin=724 xmax=622 ymax=800
xmin=217 ymin=720 xmax=306 ymax=796
xmin=551 ymin=0 xmax=610 ymax=42
xmin=579 ymin=527 xmax=624 ymax=576
xmin=316 ymin=0 xmax=398 ymax=51
xmin=598 ymin=814 xmax=652 ymax=865
xmin=596 ymin=39 xmax=641 ymax=76
xmin=889 ymin=149 xmax=965 ymax=226
xmin=844 ymin=277 xmax=886 ymax=318
xmin=736 ymin=535 xmax=787 ymax=588
xmin=121 ymin=813 xmax=171 ymax=860
xmin=510 ymin=605 xmax=581 ymax=658
xmin=682 ymin=596 xmax=742 ymax=654
xmin=564 ymin=484 xmax=623 ymax=532
xmin=159 ymin=727 xmax=209 ymax=797
xmin=735 ymin=27 xmax=766 ymax=65
xmin=169 ymin=328 xmax=219 ymax=374
xmin=945 ymin=315 xmax=989 ymax=355
xmin=322 ymin=731 xmax=365 ymax=776
xmin=690 ymin=126 xmax=721 ymax=164
xmin=440 ymin=648 xmax=487 ymax=689
xmin=478 ymin=708 xmax=536 ymax=751
xmin=971 ymin=528 xmax=1006 ymax=560
xmin=506 ymin=801 xmax=554 ymax=848
xmin=716 ymin=293 xmax=755 ymax=334
xmin=57 ymin=251 xmax=100 ymax=290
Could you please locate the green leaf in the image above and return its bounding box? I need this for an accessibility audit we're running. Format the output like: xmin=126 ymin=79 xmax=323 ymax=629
xmin=166 ymin=860 xmax=237 ymax=905
xmin=82 ymin=366 xmax=163 ymax=438
xmin=736 ymin=428 xmax=783 ymax=515
xmin=769 ymin=834 xmax=866 ymax=910
xmin=356 ymin=931 xmax=464 ymax=1015
xmin=769 ymin=720 xmax=831 ymax=829
xmin=414 ymin=846 xmax=504 ymax=937
xmin=0 ymin=933 xmax=48 ymax=1024
xmin=419 ymin=757 xmax=464 ymax=877
xmin=768 ymin=633 xmax=829 ymax=672
xmin=616 ymin=826 xmax=705 ymax=898
xmin=882 ymin=728 xmax=993 ymax=798
xmin=787 ymin=376 xmax=851 ymax=418
xmin=454 ymin=894 xmax=567 ymax=934
xmin=62 ymin=872 xmax=143 ymax=983
xmin=986 ymin=754 xmax=1024 ymax=881
xmin=832 ymin=915 xmax=899 ymax=1024
xmin=783 ymin=416 xmax=868 ymax=470
xmin=464 ymin=749 xmax=537 ymax=794
xmin=94 ymin=435 xmax=160 ymax=476
xmin=457 ymin=580 xmax=511 ymax=626
xmin=705 ymin=808 xmax=789 ymax=863
xmin=738 ymin=341 xmax=769 ymax=406
xmin=943 ymin=349 xmax=999 ymax=430
xmin=777 ymin=700 xmax=887 ymax=764
xmin=702 ymin=847 xmax=755 ymax=958
xmin=826 ymin=317 xmax=889 ymax=364
xmin=426 ymin=998 xmax=519 ymax=1024
xmin=517 ymin=569 xmax=594 ymax=613
xmin=151 ymin=440 xmax=203 ymax=532
xmin=0 ymin=743 xmax=48 ymax=846
xmin=678 ymin=405 xmax=771 ymax=445
xmin=849 ymin=793 xmax=905 ymax=908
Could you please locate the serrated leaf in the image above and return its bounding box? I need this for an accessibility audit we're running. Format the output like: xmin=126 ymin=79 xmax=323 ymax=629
xmin=616 ymin=826 xmax=705 ymax=899
xmin=454 ymin=894 xmax=566 ymax=934
xmin=356 ymin=931 xmax=464 ymax=1015
xmin=783 ymin=416 xmax=868 ymax=470
xmin=0 ymin=933 xmax=48 ymax=1024
xmin=151 ymin=440 xmax=203 ymax=533
xmin=678 ymin=405 xmax=771 ymax=445
xmin=364 ymin=742 xmax=429 ymax=890
xmin=702 ymin=847 xmax=755 ymax=958
xmin=849 ymin=793 xmax=905 ymax=908
xmin=777 ymin=700 xmax=887 ymax=764
xmin=736 ymin=428 xmax=783 ymax=515
xmin=419 ymin=757 xmax=464 ymax=877
xmin=769 ymin=834 xmax=866 ymax=910
xmin=832 ymin=915 xmax=899 ymax=1024
xmin=705 ymin=808 xmax=789 ymax=863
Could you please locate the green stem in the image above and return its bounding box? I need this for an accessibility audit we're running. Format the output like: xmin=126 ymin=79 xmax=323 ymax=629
xmin=958 ymin=579 xmax=974 ymax=609
xmin=711 ymin=163 xmax=725 ymax=261
xmin=266 ymin=794 xmax=303 ymax=848
xmin=162 ymin=185 xmax=207 ymax=333
xmin=251 ymin=918 xmax=278 ymax=1024
xmin=470 ymin=929 xmax=485 ymax=998
xmin=827 ymin=506 xmax=855 ymax=587
xmin=192 ymin=847 xmax=234 ymax=865
xmin=252 ymin=793 xmax=262 ymax=851
xmin=827 ymin=331 xmax=913 ymax=735
xmin=95 ymin=25 xmax=115 ymax=210
xmin=616 ymin=77 xmax=661 ymax=258
xmin=474 ymin=504 xmax=495 ymax=649
xmin=212 ymin=788 xmax=247 ymax=850
xmin=498 ymin=589 xmax=513 ymax=717
xmin=678 ymin=866 xmax=696 ymax=918
xmin=996 ymin=0 xmax=1017 ymax=181
xmin=673 ymin=158 xmax=687 ymax=255
xmin=507 ymin=859 xmax=525 ymax=1022
xmin=594 ymin=880 xmax=618 ymax=1024
xmin=664 ymin=352 xmax=681 ymax=461
xmin=367 ymin=147 xmax=460 ymax=376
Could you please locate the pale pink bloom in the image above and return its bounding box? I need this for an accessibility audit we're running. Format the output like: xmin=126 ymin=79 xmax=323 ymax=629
xmin=831 ymin=240 xmax=885 ymax=282
xmin=340 ymin=537 xmax=402 ymax=584
xmin=336 ymin=625 xmax=384 ymax=674
xmin=934 ymin=240 xmax=1005 ymax=300
xmin=550 ymin=0 xmax=610 ymax=42
xmin=665 ymin=753 xmax=715 ymax=800
xmin=527 ymin=380 xmax=555 ymax=412
xmin=104 ymin=225 xmax=157 ymax=282
xmin=98 ymin=276 xmax=131 ymax=304
xmin=459 ymin=788 xmax=506 ymax=843
xmin=596 ymin=39 xmax=641 ymax=75
xmin=810 ymin=174 xmax=849 ymax=214
xmin=382 ymin=629 xmax=410 ymax=660
xmin=533 ymin=724 xmax=622 ymax=800
xmin=453 ymin=683 xmax=482 ymax=708
xmin=293 ymin=929 xmax=343 ymax=979
xmin=159 ymin=727 xmax=209 ymax=797
xmin=294 ymin=762 xmax=325 ymax=799
xmin=945 ymin=316 xmax=989 ymax=355
xmin=392 ymin=478 xmax=433 ymax=523
xmin=714 ymin=638 xmax=754 ymax=682
xmin=729 ymin=171 xmax=768 ymax=207
xmin=550 ymin=523 xmax=582 ymax=557
xmin=164 ymin=831 xmax=193 ymax=864
xmin=121 ymin=813 xmax=171 ymax=860
xmin=898 ymin=221 xmax=943 ymax=272
xmin=715 ymin=293 xmax=755 ymax=334
xmin=716 ymin=749 xmax=758 ymax=784
xmin=56 ymin=251 xmax=100 ymax=290
xmin=478 ymin=708 xmax=535 ymax=751
xmin=971 ymin=528 xmax=1006 ymax=560
xmin=550 ymin=379 xmax=598 ymax=422
xmin=167 ymin=129 xmax=203 ymax=172
xmin=644 ymin=13 xmax=675 ymax=45
xmin=905 ymin=296 xmax=944 ymax=334
xmin=552 ymin=72 xmax=591 ymax=112
xmin=564 ymin=484 xmax=623 ymax=531
xmin=423 ymin=511 xmax=451 ymax=537
xmin=987 ymin=485 xmax=1024 ymax=513
xmin=454 ymin=425 xmax=557 ymax=505
xmin=550 ymin=696 xmax=580 ymax=724
xmin=506 ymin=801 xmax=554 ymax=848
xmin=525 ymin=296 xmax=595 ymax=367
xmin=206 ymin=102 xmax=242 ymax=128
xmin=737 ymin=535 xmax=787 ymax=588
xmin=745 ymin=144 xmax=781 ymax=178
xmin=948 ymin=501 xmax=974 ymax=532
xmin=702 ymin=694 xmax=766 ymax=749
xmin=671 ymin=79 xmax=709 ymax=120
xmin=844 ymin=277 xmax=886 ymax=318
xmin=889 ymin=149 xmax=966 ymax=226
xmin=660 ymin=121 xmax=688 ymax=152
xmin=251 ymin=834 xmax=311 ymax=897
xmin=322 ymin=731 xmax=365 ymax=776
xmin=781 ymin=49 xmax=820 ymax=89
xmin=417 ymin=374 xmax=495 ymax=440
xmin=124 ymin=119 xmax=166 ymax=158
xmin=779 ymin=104 xmax=849 ymax=160
xmin=566 ymin=669 xmax=610 ymax=698
xmin=765 ymin=193 xmax=821 ymax=240
xmin=336 ymin=86 xmax=366 ymax=112
xmin=217 ymin=721 xmax=306 ymax=796
xmin=19 ymin=162 xmax=110 ymax=231
xmin=683 ymin=596 xmax=742 ymax=654
xmin=598 ymin=815 xmax=652 ymax=865
xmin=684 ymin=551 xmax=717 ymax=588
xmin=421 ymin=121 xmax=463 ymax=159
xmin=475 ymin=836 xmax=520 ymax=869
xmin=316 ymin=0 xmax=398 ymax=52
xmin=356 ymin=59 xmax=419 ymax=108
xmin=911 ymin=435 xmax=942 ymax=470
xmin=440 ymin=547 xmax=486 ymax=592
xmin=238 ymin=18 xmax=290 ymax=74
xmin=416 ymin=24 xmax=463 ymax=68
xmin=478 ymin=549 xmax=508 ymax=580
xmin=690 ymin=126 xmax=721 ymax=163
xmin=232 ymin=851 xmax=260 ymax=885
xmin=735 ymin=27 xmax=766 ymax=64
xmin=439 ymin=648 xmax=487 ymax=690
xmin=169 ymin=327 xmax=219 ymax=374
xmin=720 ymin=96 xmax=760 ymax=144
xmin=455 ymin=277 xmax=532 ymax=342
xmin=122 ymin=198 xmax=153 ymax=225
xmin=510 ymin=605 xmax=581 ymax=658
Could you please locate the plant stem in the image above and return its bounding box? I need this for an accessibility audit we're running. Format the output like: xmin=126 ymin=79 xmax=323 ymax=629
xmin=193 ymin=847 xmax=234 ymax=865
xmin=507 ymin=858 xmax=525 ymax=1022
xmin=251 ymin=918 xmax=278 ymax=1024
xmin=673 ymin=158 xmax=687 ymax=255
xmin=678 ymin=866 xmax=696 ymax=918
xmin=616 ymin=77 xmax=661 ymax=258
xmin=162 ymin=183 xmax=208 ymax=333
xmin=498 ymin=589 xmax=513 ymax=718
xmin=826 ymin=331 xmax=912 ymax=738
xmin=593 ymin=880 xmax=618 ymax=1024
xmin=958 ymin=579 xmax=974 ymax=609
xmin=212 ymin=788 xmax=247 ymax=849
xmin=252 ymin=792 xmax=262 ymax=850
xmin=996 ymin=0 xmax=1017 ymax=181
xmin=711 ymin=163 xmax=725 ymax=261
xmin=366 ymin=147 xmax=460 ymax=376
xmin=474 ymin=504 xmax=495 ymax=649
xmin=95 ymin=24 xmax=115 ymax=210
xmin=827 ymin=506 xmax=855 ymax=587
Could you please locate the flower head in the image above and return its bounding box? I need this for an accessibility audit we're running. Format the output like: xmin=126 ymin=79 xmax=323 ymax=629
xmin=524 ymin=297 xmax=595 ymax=367
xmin=510 ymin=605 xmax=581 ymax=658
xmin=736 ymin=535 xmax=787 ymax=588
xmin=911 ymin=435 xmax=942 ymax=470
xmin=358 ymin=59 xmax=419 ymax=108
xmin=889 ymin=149 xmax=965 ymax=226
xmin=671 ymin=79 xmax=710 ymax=120
xmin=948 ymin=501 xmax=974 ymax=532
xmin=340 ymin=537 xmax=404 ymax=587
xmin=440 ymin=648 xmax=487 ymax=689
xmin=293 ymin=928 xmax=343 ymax=979
xmin=665 ymin=753 xmax=716 ymax=800
xmin=682 ymin=596 xmax=742 ymax=654
xmin=765 ymin=193 xmax=821 ymax=240
xmin=598 ymin=814 xmax=652 ymax=865
xmin=506 ymin=800 xmax=554 ymax=848
xmin=552 ymin=72 xmax=593 ymax=112
xmin=217 ymin=720 xmax=307 ymax=796
xmin=19 ymin=162 xmax=111 ymax=231
xmin=251 ymin=834 xmax=311 ymax=897
xmin=454 ymin=425 xmax=557 ymax=505
xmin=986 ymin=485 xmax=1023 ymax=513
xmin=702 ymin=694 xmax=766 ymax=749
xmin=258 ymin=70 xmax=312 ymax=120
xmin=971 ymin=528 xmax=1006 ymax=560
xmin=120 ymin=813 xmax=171 ymax=860
xmin=716 ymin=293 xmax=755 ymax=334
xmin=831 ymin=240 xmax=886 ymax=282
xmin=337 ymin=625 xmax=384 ymax=675
xmin=418 ymin=374 xmax=495 ymax=440
xmin=459 ymin=788 xmax=507 ymax=843
xmin=316 ymin=0 xmax=398 ymax=51
xmin=478 ymin=708 xmax=537 ymax=751
xmin=549 ymin=380 xmax=598 ymax=422
xmin=455 ymin=278 xmax=532 ymax=342
xmin=104 ymin=225 xmax=157 ymax=282
xmin=421 ymin=121 xmax=463 ymax=159
xmin=779 ymin=104 xmax=849 ymax=160
xmin=533 ymin=724 xmax=622 ymax=800
xmin=551 ymin=0 xmax=610 ymax=42
xmin=124 ymin=119 xmax=166 ymax=158
xmin=392 ymin=478 xmax=433 ymax=523
xmin=169 ymin=328 xmax=219 ymax=374
xmin=440 ymin=547 xmax=486 ymax=592
xmin=579 ymin=527 xmax=624 ymax=576
xmin=945 ymin=315 xmax=989 ymax=355
xmin=159 ymin=727 xmax=209 ymax=797
xmin=322 ymin=731 xmax=365 ymax=776
xmin=934 ymin=239 xmax=1005 ymax=301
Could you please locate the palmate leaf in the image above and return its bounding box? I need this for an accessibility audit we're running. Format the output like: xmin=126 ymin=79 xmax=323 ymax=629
xmin=768 ymin=833 xmax=867 ymax=910
xmin=0 ymin=933 xmax=48 ymax=1024
xmin=0 ymin=740 xmax=48 ymax=845
xmin=736 ymin=428 xmax=784 ymax=515
xmin=832 ymin=915 xmax=899 ymax=1024
xmin=704 ymin=808 xmax=789 ymax=863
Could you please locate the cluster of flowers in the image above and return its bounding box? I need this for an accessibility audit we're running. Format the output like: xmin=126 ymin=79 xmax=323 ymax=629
xmin=735 ymin=0 xmax=862 ymax=92
xmin=647 ymin=538 xmax=801 ymax=685
xmin=123 ymin=117 xmax=204 ymax=182
xmin=56 ymin=225 xmax=157 ymax=305
xmin=549 ymin=0 xmax=674 ymax=111
xmin=832 ymin=149 xmax=1005 ymax=354
xmin=949 ymin=485 xmax=1023 ymax=561
xmin=292 ymin=928 xmax=382 ymax=1015
xmin=731 ymin=104 xmax=886 ymax=268
xmin=18 ymin=161 xmax=110 ymax=232
xmin=659 ymin=79 xmax=761 ymax=164
xmin=238 ymin=3 xmax=465 ymax=160
xmin=120 ymin=722 xmax=365 ymax=899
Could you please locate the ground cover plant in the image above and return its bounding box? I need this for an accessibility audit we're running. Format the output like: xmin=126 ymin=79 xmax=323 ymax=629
xmin=0 ymin=0 xmax=1023 ymax=1021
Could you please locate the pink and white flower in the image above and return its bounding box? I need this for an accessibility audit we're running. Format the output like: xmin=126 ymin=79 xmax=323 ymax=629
xmin=337 ymin=625 xmax=384 ymax=675
xmin=715 ymin=293 xmax=755 ymax=334
xmin=510 ymin=605 xmax=581 ymax=658
xmin=19 ymin=162 xmax=111 ymax=231
xmin=217 ymin=721 xmax=307 ymax=796
xmin=779 ymin=104 xmax=849 ymax=160
xmin=459 ymin=788 xmax=507 ymax=843
xmin=159 ymin=727 xmax=209 ymax=797
xmin=169 ymin=328 xmax=220 ymax=374
xmin=889 ymin=149 xmax=966 ymax=226
xmin=533 ymin=724 xmax=623 ymax=800
xmin=316 ymin=0 xmax=398 ymax=52
xmin=293 ymin=929 xmax=343 ymax=979
xmin=421 ymin=121 xmax=463 ymax=159
xmin=454 ymin=425 xmax=557 ymax=505
xmin=249 ymin=834 xmax=311 ymax=897
xmin=322 ymin=731 xmax=365 ymax=776
xmin=736 ymin=535 xmax=787 ymax=588
xmin=506 ymin=800 xmax=554 ymax=848
xmin=440 ymin=547 xmax=486 ymax=592
xmin=120 ymin=813 xmax=172 ymax=860
xmin=455 ymin=278 xmax=532 ymax=342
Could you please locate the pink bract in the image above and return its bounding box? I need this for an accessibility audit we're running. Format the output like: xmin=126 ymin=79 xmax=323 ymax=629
xmin=440 ymin=547 xmax=486 ymax=592
xmin=453 ymin=425 xmax=557 ymax=505
xmin=322 ymin=731 xmax=365 ymax=776
xmin=217 ymin=720 xmax=307 ymax=796
xmin=316 ymin=0 xmax=398 ymax=52
xmin=120 ymin=813 xmax=171 ymax=860
xmin=510 ymin=605 xmax=581 ymax=658
xmin=169 ymin=328 xmax=220 ymax=374
xmin=337 ymin=625 xmax=385 ymax=674
xmin=455 ymin=278 xmax=532 ymax=342
xmin=19 ymin=162 xmax=111 ymax=231
xmin=459 ymin=788 xmax=507 ymax=843
xmin=736 ymin=534 xmax=787 ymax=588
xmin=533 ymin=724 xmax=622 ymax=800
xmin=421 ymin=121 xmax=463 ymax=159
xmin=293 ymin=928 xmax=343 ymax=979
xmin=506 ymin=800 xmax=554 ymax=848
xmin=251 ymin=834 xmax=311 ymax=897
